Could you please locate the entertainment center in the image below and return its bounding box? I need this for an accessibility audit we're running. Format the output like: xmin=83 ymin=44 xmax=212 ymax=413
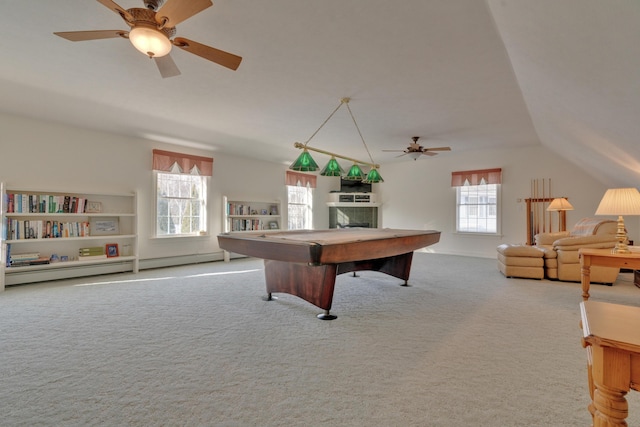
xmin=327 ymin=178 xmax=380 ymax=229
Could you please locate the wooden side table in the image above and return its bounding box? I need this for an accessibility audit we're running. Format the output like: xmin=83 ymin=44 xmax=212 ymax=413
xmin=579 ymin=248 xmax=640 ymax=301
xmin=580 ymin=301 xmax=640 ymax=426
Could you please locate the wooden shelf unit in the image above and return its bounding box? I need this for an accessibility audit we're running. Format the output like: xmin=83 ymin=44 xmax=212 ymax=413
xmin=1 ymin=183 xmax=138 ymax=289
xmin=222 ymin=196 xmax=282 ymax=261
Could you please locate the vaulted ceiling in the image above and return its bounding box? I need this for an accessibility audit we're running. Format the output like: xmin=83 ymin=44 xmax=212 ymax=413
xmin=1 ymin=0 xmax=638 ymax=187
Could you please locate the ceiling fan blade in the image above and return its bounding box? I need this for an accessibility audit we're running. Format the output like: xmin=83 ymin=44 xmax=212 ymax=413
xmin=96 ymin=0 xmax=134 ymax=22
xmin=156 ymin=0 xmax=213 ymax=27
xmin=382 ymin=149 xmax=405 ymax=152
xmin=173 ymin=37 xmax=242 ymax=70
xmin=155 ymin=54 xmax=181 ymax=78
xmin=54 ymin=30 xmax=126 ymax=42
xmin=395 ymin=153 xmax=408 ymax=158
xmin=422 ymin=151 xmax=438 ymax=156
xmin=423 ymin=147 xmax=451 ymax=152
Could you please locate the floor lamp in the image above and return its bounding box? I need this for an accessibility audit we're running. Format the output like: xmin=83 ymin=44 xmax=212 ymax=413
xmin=595 ymin=188 xmax=640 ymax=254
xmin=546 ymin=197 xmax=574 ymax=232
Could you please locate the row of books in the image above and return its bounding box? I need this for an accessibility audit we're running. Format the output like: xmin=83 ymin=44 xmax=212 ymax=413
xmin=229 ymin=219 xmax=277 ymax=231
xmin=227 ymin=203 xmax=254 ymax=216
xmin=226 ymin=203 xmax=278 ymax=216
xmin=3 ymin=247 xmax=110 ymax=267
xmin=4 ymin=193 xmax=89 ymax=214
xmin=5 ymin=248 xmax=50 ymax=267
xmin=2 ymin=219 xmax=90 ymax=240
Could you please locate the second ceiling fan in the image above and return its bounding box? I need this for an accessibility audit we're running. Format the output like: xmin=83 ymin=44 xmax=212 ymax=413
xmin=54 ymin=0 xmax=242 ymax=78
xmin=383 ymin=137 xmax=451 ymax=160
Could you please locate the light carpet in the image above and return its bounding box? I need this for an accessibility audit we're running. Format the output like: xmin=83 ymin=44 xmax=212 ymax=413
xmin=1 ymin=253 xmax=640 ymax=426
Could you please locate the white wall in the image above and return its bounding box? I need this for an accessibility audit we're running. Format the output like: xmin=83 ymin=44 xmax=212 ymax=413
xmin=0 ymin=113 xmax=290 ymax=262
xmin=2 ymin=112 xmax=634 ymax=263
xmin=378 ymin=144 xmax=638 ymax=258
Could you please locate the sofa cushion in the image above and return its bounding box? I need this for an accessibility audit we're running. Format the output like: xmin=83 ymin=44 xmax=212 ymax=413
xmin=553 ymin=235 xmax=618 ymax=250
xmin=537 ymin=245 xmax=557 ymax=259
xmin=571 ymin=217 xmax=616 ymax=236
xmin=497 ymin=244 xmax=544 ymax=258
xmin=535 ymin=232 xmax=570 ymax=246
xmin=497 ymin=253 xmax=544 ymax=267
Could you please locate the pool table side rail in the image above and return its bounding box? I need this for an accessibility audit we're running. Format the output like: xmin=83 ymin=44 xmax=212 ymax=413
xmin=217 ymin=229 xmax=441 ymax=264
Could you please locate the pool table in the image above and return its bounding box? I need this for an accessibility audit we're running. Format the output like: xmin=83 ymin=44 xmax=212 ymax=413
xmin=217 ymin=228 xmax=441 ymax=319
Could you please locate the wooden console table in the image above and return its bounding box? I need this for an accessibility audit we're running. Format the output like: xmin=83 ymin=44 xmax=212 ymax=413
xmin=580 ymin=300 xmax=640 ymax=426
xmin=579 ymin=248 xmax=640 ymax=301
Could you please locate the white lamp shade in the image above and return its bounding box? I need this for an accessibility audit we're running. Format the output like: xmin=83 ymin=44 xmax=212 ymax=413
xmin=129 ymin=26 xmax=172 ymax=58
xmin=408 ymin=152 xmax=421 ymax=160
xmin=547 ymin=197 xmax=574 ymax=211
xmin=595 ymin=188 xmax=640 ymax=215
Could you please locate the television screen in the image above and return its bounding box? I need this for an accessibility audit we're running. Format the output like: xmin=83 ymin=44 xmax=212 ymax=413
xmin=340 ymin=178 xmax=372 ymax=193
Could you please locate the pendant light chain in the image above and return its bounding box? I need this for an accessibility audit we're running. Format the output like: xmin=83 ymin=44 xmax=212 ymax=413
xmin=290 ymin=97 xmax=383 ymax=182
xmin=302 ymin=101 xmax=345 ymax=147
xmin=344 ymin=100 xmax=376 ymax=166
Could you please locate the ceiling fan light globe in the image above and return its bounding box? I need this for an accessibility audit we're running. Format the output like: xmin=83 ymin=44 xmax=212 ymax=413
xmin=408 ymin=152 xmax=421 ymax=160
xmin=129 ymin=26 xmax=172 ymax=58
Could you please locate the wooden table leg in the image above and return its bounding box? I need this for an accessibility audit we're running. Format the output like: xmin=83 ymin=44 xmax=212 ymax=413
xmin=590 ymin=345 xmax=631 ymax=426
xmin=264 ymin=260 xmax=338 ymax=319
xmin=581 ymin=254 xmax=592 ymax=301
xmin=592 ymin=384 xmax=629 ymax=426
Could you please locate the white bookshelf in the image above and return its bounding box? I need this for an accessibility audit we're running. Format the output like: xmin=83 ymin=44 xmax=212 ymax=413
xmin=222 ymin=196 xmax=282 ymax=261
xmin=0 ymin=182 xmax=138 ymax=289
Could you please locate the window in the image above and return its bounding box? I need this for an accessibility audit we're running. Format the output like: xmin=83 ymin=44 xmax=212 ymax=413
xmin=456 ymin=183 xmax=499 ymax=233
xmin=287 ymin=184 xmax=313 ymax=230
xmin=156 ymin=171 xmax=207 ymax=236
xmin=286 ymin=171 xmax=316 ymax=230
xmin=451 ymin=168 xmax=502 ymax=234
xmin=152 ymin=149 xmax=213 ymax=237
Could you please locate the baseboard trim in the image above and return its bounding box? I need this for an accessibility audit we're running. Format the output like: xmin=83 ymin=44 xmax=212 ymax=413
xmin=139 ymin=252 xmax=226 ymax=270
xmin=5 ymin=252 xmax=236 ymax=287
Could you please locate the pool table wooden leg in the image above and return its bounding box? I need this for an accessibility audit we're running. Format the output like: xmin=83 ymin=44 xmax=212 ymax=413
xmin=264 ymin=260 xmax=339 ymax=319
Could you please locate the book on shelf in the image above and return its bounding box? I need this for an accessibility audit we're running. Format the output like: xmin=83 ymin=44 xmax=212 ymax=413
xmin=5 ymin=243 xmax=10 ymax=267
xmin=10 ymin=252 xmax=41 ymax=261
xmin=10 ymin=257 xmax=51 ymax=267
xmin=7 ymin=251 xmax=51 ymax=267
xmin=79 ymin=246 xmax=104 ymax=256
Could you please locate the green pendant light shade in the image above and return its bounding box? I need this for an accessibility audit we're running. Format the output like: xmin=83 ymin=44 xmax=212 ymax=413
xmin=343 ymin=163 xmax=365 ymax=180
xmin=320 ymin=157 xmax=344 ymax=176
xmin=290 ymin=98 xmax=384 ymax=182
xmin=363 ymin=167 xmax=384 ymax=183
xmin=289 ymin=149 xmax=319 ymax=171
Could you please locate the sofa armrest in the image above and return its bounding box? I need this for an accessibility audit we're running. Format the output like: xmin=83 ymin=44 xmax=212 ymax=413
xmin=535 ymin=231 xmax=570 ymax=246
xmin=553 ymin=235 xmax=618 ymax=251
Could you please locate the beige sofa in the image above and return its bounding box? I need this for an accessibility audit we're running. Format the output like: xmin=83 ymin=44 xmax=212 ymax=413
xmin=534 ymin=217 xmax=619 ymax=283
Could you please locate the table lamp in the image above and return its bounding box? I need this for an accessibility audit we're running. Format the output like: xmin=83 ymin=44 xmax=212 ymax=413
xmin=595 ymin=188 xmax=640 ymax=253
xmin=546 ymin=197 xmax=574 ymax=231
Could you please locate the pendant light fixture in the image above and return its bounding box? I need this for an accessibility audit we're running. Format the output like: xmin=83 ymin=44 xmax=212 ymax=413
xmin=289 ymin=148 xmax=320 ymax=171
xmin=344 ymin=164 xmax=365 ymax=181
xmin=289 ymin=98 xmax=383 ymax=183
xmin=319 ymin=157 xmax=344 ymax=176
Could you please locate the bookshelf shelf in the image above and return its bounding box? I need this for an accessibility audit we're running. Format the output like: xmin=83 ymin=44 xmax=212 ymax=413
xmin=222 ymin=196 xmax=283 ymax=262
xmin=4 ymin=234 xmax=137 ymax=244
xmin=1 ymin=183 xmax=139 ymax=290
xmin=5 ymin=255 xmax=139 ymax=272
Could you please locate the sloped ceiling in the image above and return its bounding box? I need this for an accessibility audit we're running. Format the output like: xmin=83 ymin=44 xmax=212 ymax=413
xmin=487 ymin=0 xmax=640 ymax=187
xmin=0 ymin=0 xmax=638 ymax=187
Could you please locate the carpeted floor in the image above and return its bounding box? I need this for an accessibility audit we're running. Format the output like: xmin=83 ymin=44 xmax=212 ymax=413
xmin=1 ymin=253 xmax=639 ymax=426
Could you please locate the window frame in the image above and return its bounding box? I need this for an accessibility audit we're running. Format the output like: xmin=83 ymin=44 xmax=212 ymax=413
xmin=287 ymin=184 xmax=313 ymax=230
xmin=154 ymin=170 xmax=208 ymax=238
xmin=455 ymin=183 xmax=501 ymax=235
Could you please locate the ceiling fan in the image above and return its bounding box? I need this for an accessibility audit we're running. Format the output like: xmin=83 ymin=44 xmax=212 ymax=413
xmin=54 ymin=0 xmax=242 ymax=78
xmin=383 ymin=136 xmax=451 ymax=160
